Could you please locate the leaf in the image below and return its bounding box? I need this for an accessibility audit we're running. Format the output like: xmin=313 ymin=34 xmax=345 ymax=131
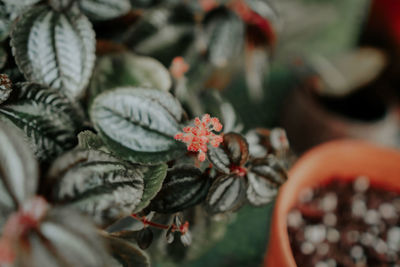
xmin=79 ymin=0 xmax=131 ymax=21
xmin=205 ymin=174 xmax=247 ymax=214
xmin=204 ymin=7 xmax=244 ymax=67
xmin=0 ymin=47 xmax=7 ymax=70
xmin=132 ymin=163 xmax=167 ymax=213
xmin=77 ymin=130 xmax=106 ymax=150
xmin=0 ymin=121 xmax=38 ymax=212
xmin=0 ymin=83 xmax=83 ymax=162
xmin=249 ymin=155 xmax=287 ymax=185
xmin=149 ymin=165 xmax=211 ymax=213
xmin=89 ymin=52 xmax=171 ymax=100
xmin=18 ymin=207 xmax=111 ymax=267
xmin=10 ymin=6 xmax=96 ymax=98
xmin=2 ymin=0 xmax=40 ymax=6
xmin=246 ymin=171 xmax=278 ymax=206
xmin=47 ymin=150 xmax=150 ymax=226
xmin=90 ymin=87 xmax=186 ymax=164
xmin=104 ymin=234 xmax=151 ymax=267
xmin=208 ymin=132 xmax=249 ymax=173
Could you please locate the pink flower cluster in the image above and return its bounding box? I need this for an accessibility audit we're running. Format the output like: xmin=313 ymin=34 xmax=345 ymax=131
xmin=175 ymin=114 xmax=223 ymax=162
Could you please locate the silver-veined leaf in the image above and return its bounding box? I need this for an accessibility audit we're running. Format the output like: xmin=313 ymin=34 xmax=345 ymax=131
xmin=207 ymin=132 xmax=249 ymax=174
xmin=205 ymin=174 xmax=247 ymax=214
xmin=149 ymin=165 xmax=211 ymax=213
xmin=10 ymin=6 xmax=95 ymax=98
xmin=47 ymin=150 xmax=148 ymax=226
xmin=89 ymin=52 xmax=171 ymax=100
xmin=79 ymin=0 xmax=131 ymax=21
xmin=16 ymin=207 xmax=112 ymax=267
xmin=246 ymin=171 xmax=278 ymax=206
xmin=0 ymin=121 xmax=38 ymax=219
xmin=249 ymin=155 xmax=287 ymax=185
xmin=90 ymin=87 xmax=185 ymax=164
xmin=0 ymin=83 xmax=83 ymax=162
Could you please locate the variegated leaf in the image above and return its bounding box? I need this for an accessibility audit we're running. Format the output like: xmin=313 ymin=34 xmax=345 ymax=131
xmin=46 ymin=150 xmax=150 ymax=226
xmin=104 ymin=234 xmax=150 ymax=267
xmin=204 ymin=8 xmax=244 ymax=67
xmin=149 ymin=165 xmax=211 ymax=213
xmin=2 ymin=0 xmax=40 ymax=6
xmin=89 ymin=52 xmax=171 ymax=100
xmin=249 ymin=155 xmax=287 ymax=185
xmin=0 ymin=83 xmax=83 ymax=162
xmin=0 ymin=121 xmax=37 ymax=218
xmin=10 ymin=6 xmax=95 ymax=99
xmin=205 ymin=174 xmax=247 ymax=214
xmin=16 ymin=207 xmax=111 ymax=267
xmin=208 ymin=132 xmax=249 ymax=173
xmin=79 ymin=0 xmax=131 ymax=21
xmin=90 ymin=87 xmax=185 ymax=164
xmin=246 ymin=171 xmax=278 ymax=206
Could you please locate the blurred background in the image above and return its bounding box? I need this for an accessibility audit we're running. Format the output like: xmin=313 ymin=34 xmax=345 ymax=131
xmin=157 ymin=0 xmax=400 ymax=266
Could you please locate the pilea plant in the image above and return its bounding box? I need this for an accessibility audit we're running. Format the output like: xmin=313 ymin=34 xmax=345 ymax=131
xmin=0 ymin=0 xmax=289 ymax=266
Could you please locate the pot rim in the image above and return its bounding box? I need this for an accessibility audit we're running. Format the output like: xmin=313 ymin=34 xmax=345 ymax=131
xmin=264 ymin=139 xmax=400 ymax=267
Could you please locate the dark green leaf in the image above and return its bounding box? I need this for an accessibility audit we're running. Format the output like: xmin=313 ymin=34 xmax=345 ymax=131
xmin=105 ymin=234 xmax=151 ymax=267
xmin=204 ymin=7 xmax=244 ymax=67
xmin=79 ymin=0 xmax=131 ymax=21
xmin=10 ymin=6 xmax=96 ymax=98
xmin=0 ymin=83 xmax=83 ymax=161
xmin=205 ymin=174 xmax=247 ymax=214
xmin=149 ymin=165 xmax=211 ymax=213
xmin=0 ymin=121 xmax=37 ymax=213
xmin=246 ymin=170 xmax=278 ymax=206
xmin=136 ymin=227 xmax=153 ymax=249
xmin=89 ymin=52 xmax=171 ymax=100
xmin=90 ymin=87 xmax=185 ymax=164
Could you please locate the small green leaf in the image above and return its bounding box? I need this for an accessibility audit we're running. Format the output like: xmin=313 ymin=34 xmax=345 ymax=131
xmin=79 ymin=0 xmax=131 ymax=21
xmin=77 ymin=130 xmax=106 ymax=150
xmin=132 ymin=163 xmax=167 ymax=213
xmin=90 ymin=87 xmax=185 ymax=164
xmin=0 ymin=83 xmax=83 ymax=161
xmin=149 ymin=165 xmax=211 ymax=213
xmin=89 ymin=52 xmax=171 ymax=100
xmin=10 ymin=6 xmax=96 ymax=98
xmin=104 ymin=234 xmax=151 ymax=267
xmin=0 ymin=121 xmax=38 ymax=209
xmin=205 ymin=174 xmax=247 ymax=214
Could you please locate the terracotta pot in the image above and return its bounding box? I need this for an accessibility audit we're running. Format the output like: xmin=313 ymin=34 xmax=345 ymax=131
xmin=264 ymin=140 xmax=400 ymax=267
